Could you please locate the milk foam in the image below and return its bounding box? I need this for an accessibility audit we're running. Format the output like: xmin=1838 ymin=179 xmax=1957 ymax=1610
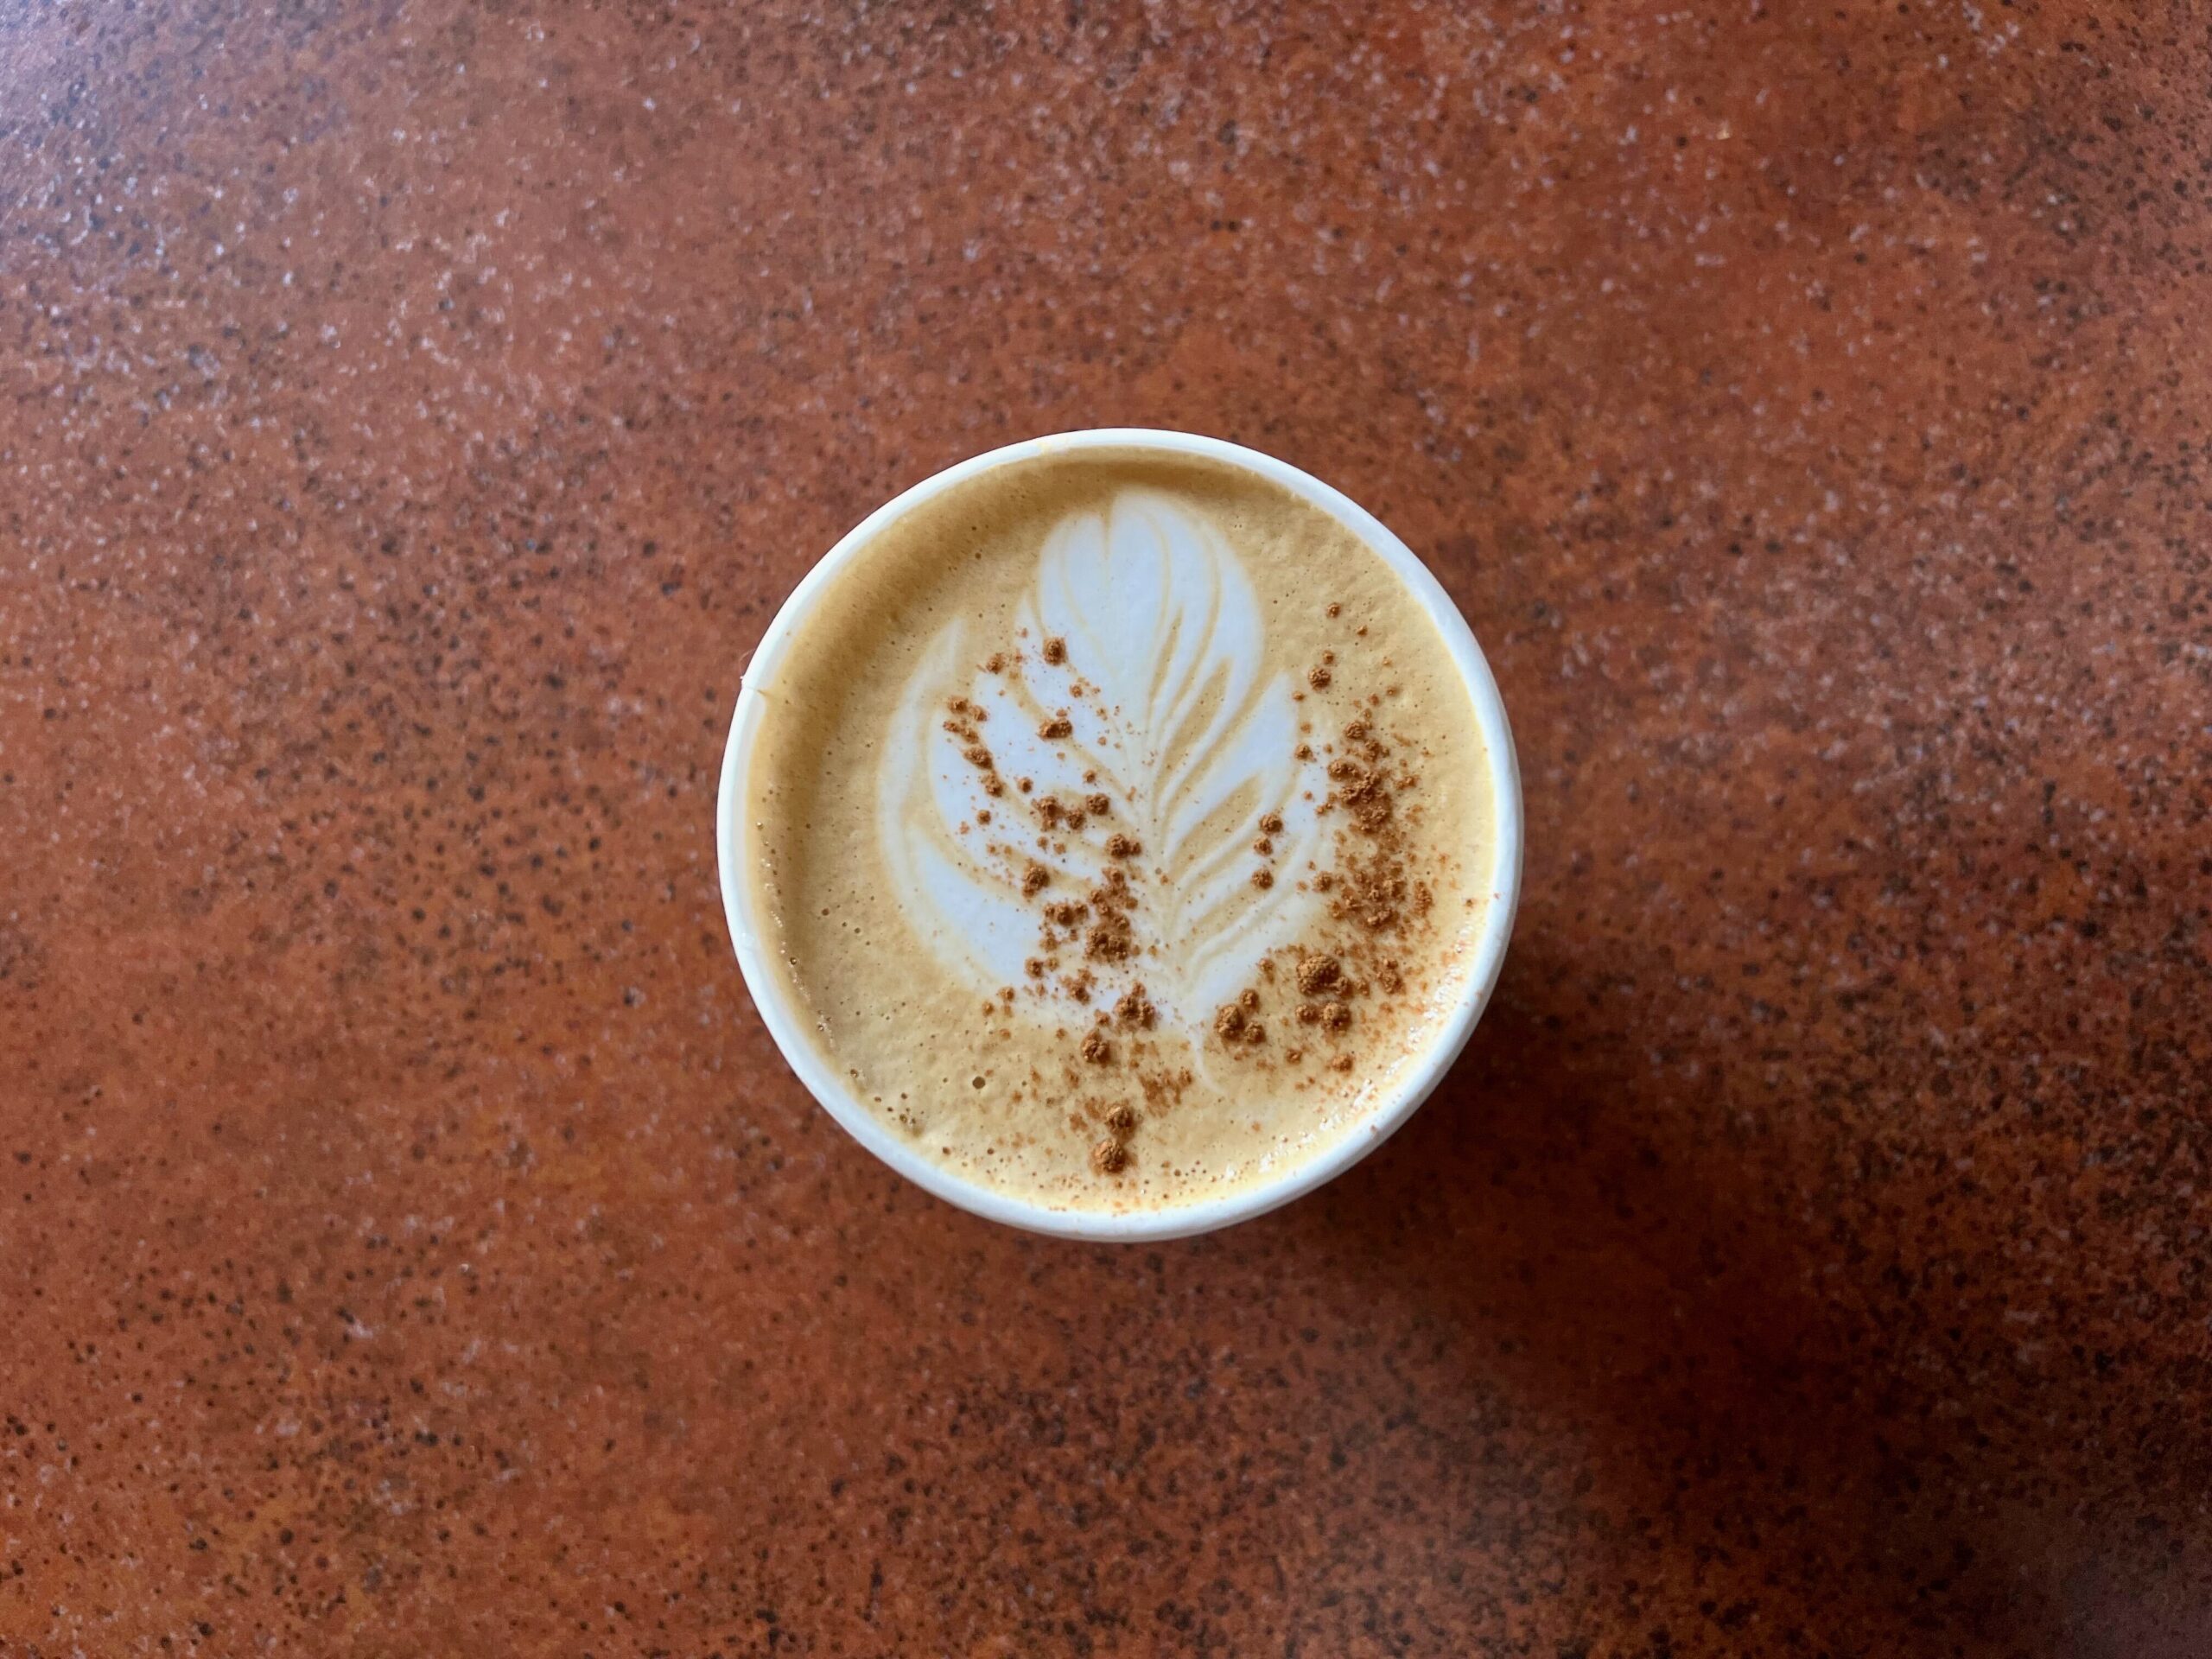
xmin=879 ymin=488 xmax=1327 ymax=1027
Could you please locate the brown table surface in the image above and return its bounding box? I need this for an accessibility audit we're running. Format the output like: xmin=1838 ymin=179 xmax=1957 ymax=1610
xmin=4 ymin=3 xmax=2209 ymax=1654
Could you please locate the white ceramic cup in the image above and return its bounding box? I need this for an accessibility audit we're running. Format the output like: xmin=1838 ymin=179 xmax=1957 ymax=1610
xmin=717 ymin=429 xmax=1522 ymax=1242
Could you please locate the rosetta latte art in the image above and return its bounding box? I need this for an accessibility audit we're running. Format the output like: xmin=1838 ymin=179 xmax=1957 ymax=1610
xmin=877 ymin=489 xmax=1326 ymax=1027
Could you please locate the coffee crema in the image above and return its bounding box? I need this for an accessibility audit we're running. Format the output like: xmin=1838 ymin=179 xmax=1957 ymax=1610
xmin=740 ymin=448 xmax=1500 ymax=1216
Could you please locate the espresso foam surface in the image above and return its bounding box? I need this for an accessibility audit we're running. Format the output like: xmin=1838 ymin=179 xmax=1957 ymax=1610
xmin=741 ymin=448 xmax=1500 ymax=1216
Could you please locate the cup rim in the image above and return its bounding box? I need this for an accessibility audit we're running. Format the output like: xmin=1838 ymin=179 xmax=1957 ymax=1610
xmin=716 ymin=428 xmax=1523 ymax=1242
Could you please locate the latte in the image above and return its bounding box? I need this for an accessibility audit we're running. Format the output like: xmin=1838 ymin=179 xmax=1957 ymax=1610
xmin=734 ymin=445 xmax=1504 ymax=1218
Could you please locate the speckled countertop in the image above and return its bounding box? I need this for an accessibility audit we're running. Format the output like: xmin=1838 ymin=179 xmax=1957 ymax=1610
xmin=3 ymin=3 xmax=2209 ymax=1654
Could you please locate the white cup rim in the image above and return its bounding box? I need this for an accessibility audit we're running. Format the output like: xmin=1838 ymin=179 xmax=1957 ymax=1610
xmin=716 ymin=429 xmax=1523 ymax=1241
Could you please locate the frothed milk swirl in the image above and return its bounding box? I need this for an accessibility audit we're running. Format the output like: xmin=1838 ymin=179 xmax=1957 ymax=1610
xmin=739 ymin=448 xmax=1502 ymax=1217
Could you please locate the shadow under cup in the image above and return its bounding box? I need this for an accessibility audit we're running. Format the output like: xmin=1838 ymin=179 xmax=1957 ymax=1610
xmin=717 ymin=429 xmax=1524 ymax=1241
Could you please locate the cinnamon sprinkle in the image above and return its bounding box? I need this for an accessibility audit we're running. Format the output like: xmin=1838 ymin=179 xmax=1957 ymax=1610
xmin=941 ymin=669 xmax=1440 ymax=1152
xmin=1136 ymin=1069 xmax=1192 ymax=1112
xmin=1213 ymin=1003 xmax=1265 ymax=1046
xmin=1113 ymin=984 xmax=1157 ymax=1028
xmin=1086 ymin=913 xmax=1135 ymax=962
xmin=1090 ymin=1096 xmax=1140 ymax=1177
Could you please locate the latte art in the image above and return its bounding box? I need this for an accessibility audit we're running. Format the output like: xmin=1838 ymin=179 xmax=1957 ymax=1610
xmin=736 ymin=447 xmax=1503 ymax=1218
xmin=880 ymin=489 xmax=1326 ymax=1027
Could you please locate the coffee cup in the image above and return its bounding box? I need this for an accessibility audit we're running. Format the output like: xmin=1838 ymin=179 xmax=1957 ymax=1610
xmin=717 ymin=429 xmax=1522 ymax=1241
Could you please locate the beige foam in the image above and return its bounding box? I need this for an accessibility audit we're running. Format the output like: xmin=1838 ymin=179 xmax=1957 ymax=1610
xmin=742 ymin=448 xmax=1498 ymax=1215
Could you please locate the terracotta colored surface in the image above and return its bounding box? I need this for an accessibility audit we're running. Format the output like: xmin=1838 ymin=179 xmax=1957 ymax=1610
xmin=3 ymin=3 xmax=2209 ymax=1653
